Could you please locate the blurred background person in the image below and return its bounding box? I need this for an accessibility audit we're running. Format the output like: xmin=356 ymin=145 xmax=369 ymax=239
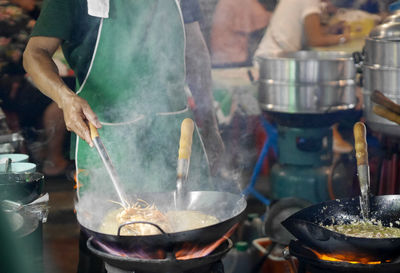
xmin=254 ymin=0 xmax=351 ymax=57
xmin=210 ymin=0 xmax=273 ymax=67
xmin=0 ymin=0 xmax=70 ymax=177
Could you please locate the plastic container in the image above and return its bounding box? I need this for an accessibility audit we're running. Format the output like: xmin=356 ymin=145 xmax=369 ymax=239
xmin=241 ymin=213 xmax=264 ymax=244
xmin=223 ymin=241 xmax=253 ymax=273
xmin=253 ymin=237 xmax=297 ymax=273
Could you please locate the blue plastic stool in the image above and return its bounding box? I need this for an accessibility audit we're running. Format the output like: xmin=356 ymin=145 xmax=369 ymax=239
xmin=242 ymin=117 xmax=277 ymax=206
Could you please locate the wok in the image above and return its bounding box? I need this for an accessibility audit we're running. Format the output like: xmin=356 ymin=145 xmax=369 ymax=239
xmin=78 ymin=190 xmax=246 ymax=250
xmin=282 ymin=195 xmax=400 ymax=260
xmin=0 ymin=172 xmax=44 ymax=204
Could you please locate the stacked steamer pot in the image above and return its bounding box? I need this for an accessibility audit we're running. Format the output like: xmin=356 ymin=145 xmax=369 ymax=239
xmin=257 ymin=51 xmax=356 ymax=116
xmin=363 ymin=3 xmax=400 ymax=136
xmin=255 ymin=51 xmax=357 ymax=203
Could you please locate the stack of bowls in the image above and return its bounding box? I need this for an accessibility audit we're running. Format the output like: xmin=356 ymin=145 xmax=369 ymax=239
xmin=0 ymin=153 xmax=42 ymax=204
xmin=0 ymin=154 xmax=36 ymax=174
xmin=256 ymin=51 xmax=356 ymax=115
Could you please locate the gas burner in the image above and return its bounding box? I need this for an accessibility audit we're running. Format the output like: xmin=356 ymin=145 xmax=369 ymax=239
xmin=87 ymin=237 xmax=232 ymax=273
xmin=289 ymin=240 xmax=400 ymax=273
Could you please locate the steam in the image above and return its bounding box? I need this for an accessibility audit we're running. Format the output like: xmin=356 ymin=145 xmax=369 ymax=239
xmin=75 ymin=2 xmax=246 ymax=230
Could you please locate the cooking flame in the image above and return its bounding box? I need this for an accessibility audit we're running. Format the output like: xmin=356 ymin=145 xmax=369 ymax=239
xmin=95 ymin=224 xmax=238 ymax=260
xmin=309 ymin=248 xmax=390 ymax=264
xmin=73 ymin=169 xmax=86 ymax=189
xmin=175 ymin=223 xmax=238 ymax=260
xmin=95 ymin=240 xmax=165 ymax=259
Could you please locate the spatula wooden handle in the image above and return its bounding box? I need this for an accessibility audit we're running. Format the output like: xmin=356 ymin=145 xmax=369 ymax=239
xmin=354 ymin=122 xmax=368 ymax=166
xmin=178 ymin=118 xmax=194 ymax=160
xmin=371 ymin=90 xmax=400 ymax=115
xmin=373 ymin=105 xmax=400 ymax=125
xmin=89 ymin=122 xmax=99 ymax=140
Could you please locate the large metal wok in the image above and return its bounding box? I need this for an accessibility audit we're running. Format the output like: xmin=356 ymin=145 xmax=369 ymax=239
xmin=282 ymin=195 xmax=400 ymax=260
xmin=80 ymin=120 xmax=246 ymax=251
xmin=283 ymin=120 xmax=400 ymax=260
xmin=78 ymin=190 xmax=246 ymax=250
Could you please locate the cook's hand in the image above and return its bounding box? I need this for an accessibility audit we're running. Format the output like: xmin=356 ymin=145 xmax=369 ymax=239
xmin=343 ymin=25 xmax=351 ymax=42
xmin=202 ymin=127 xmax=225 ymax=176
xmin=60 ymin=92 xmax=101 ymax=147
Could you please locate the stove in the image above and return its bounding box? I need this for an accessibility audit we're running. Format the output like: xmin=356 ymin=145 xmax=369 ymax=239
xmin=288 ymin=240 xmax=400 ymax=273
xmin=87 ymin=237 xmax=232 ymax=273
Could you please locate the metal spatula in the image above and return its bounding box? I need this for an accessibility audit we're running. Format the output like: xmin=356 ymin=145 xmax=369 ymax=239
xmin=353 ymin=122 xmax=370 ymax=219
xmin=89 ymin=123 xmax=129 ymax=208
xmin=175 ymin=118 xmax=194 ymax=207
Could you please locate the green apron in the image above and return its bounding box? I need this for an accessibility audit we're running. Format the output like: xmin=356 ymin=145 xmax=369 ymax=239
xmin=75 ymin=0 xmax=211 ymax=198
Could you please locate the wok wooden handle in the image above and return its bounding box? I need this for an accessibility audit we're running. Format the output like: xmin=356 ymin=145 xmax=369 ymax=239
xmin=371 ymin=90 xmax=400 ymax=115
xmin=89 ymin=122 xmax=99 ymax=140
xmin=178 ymin=118 xmax=194 ymax=160
xmin=373 ymin=105 xmax=400 ymax=125
xmin=353 ymin=122 xmax=368 ymax=166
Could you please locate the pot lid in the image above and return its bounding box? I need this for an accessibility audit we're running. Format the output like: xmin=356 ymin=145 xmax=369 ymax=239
xmin=369 ymin=22 xmax=400 ymax=40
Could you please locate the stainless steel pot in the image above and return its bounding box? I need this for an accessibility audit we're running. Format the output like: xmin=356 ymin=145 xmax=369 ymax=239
xmin=256 ymin=51 xmax=356 ymax=114
xmin=258 ymin=80 xmax=356 ymax=114
xmin=363 ymin=65 xmax=400 ymax=91
xmin=257 ymin=51 xmax=356 ymax=82
xmin=362 ymin=19 xmax=400 ymax=135
xmin=364 ymin=38 xmax=400 ymax=67
xmin=364 ymin=89 xmax=400 ymax=135
xmin=363 ymin=64 xmax=400 ymax=135
xmin=368 ymin=22 xmax=400 ymax=40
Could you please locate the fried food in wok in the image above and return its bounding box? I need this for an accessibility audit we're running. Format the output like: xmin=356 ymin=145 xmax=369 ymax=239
xmin=323 ymin=219 xmax=400 ymax=238
xmin=99 ymin=200 xmax=219 ymax=236
xmin=165 ymin=210 xmax=219 ymax=232
xmin=100 ymin=200 xmax=171 ymax=236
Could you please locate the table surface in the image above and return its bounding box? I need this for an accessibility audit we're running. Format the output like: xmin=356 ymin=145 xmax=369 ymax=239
xmin=311 ymin=38 xmax=366 ymax=53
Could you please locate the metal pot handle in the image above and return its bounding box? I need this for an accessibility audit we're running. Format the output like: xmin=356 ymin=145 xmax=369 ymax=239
xmin=283 ymin=247 xmax=298 ymax=273
xmin=352 ymin=51 xmax=364 ymax=66
xmin=247 ymin=69 xmax=260 ymax=86
xmin=117 ymin=221 xmax=167 ymax=236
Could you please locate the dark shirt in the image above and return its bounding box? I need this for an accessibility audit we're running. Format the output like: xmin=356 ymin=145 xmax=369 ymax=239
xmin=31 ymin=0 xmax=202 ymax=85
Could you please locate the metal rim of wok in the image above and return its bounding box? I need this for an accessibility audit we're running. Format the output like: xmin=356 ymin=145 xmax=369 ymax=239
xmin=87 ymin=236 xmax=233 ymax=272
xmin=281 ymin=195 xmax=400 ymax=260
xmin=79 ymin=191 xmax=247 ymax=250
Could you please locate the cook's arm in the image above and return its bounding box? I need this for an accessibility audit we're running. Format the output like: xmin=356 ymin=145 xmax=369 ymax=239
xmin=304 ymin=13 xmax=351 ymax=47
xmin=23 ymin=36 xmax=100 ymax=146
xmin=184 ymin=22 xmax=224 ymax=175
